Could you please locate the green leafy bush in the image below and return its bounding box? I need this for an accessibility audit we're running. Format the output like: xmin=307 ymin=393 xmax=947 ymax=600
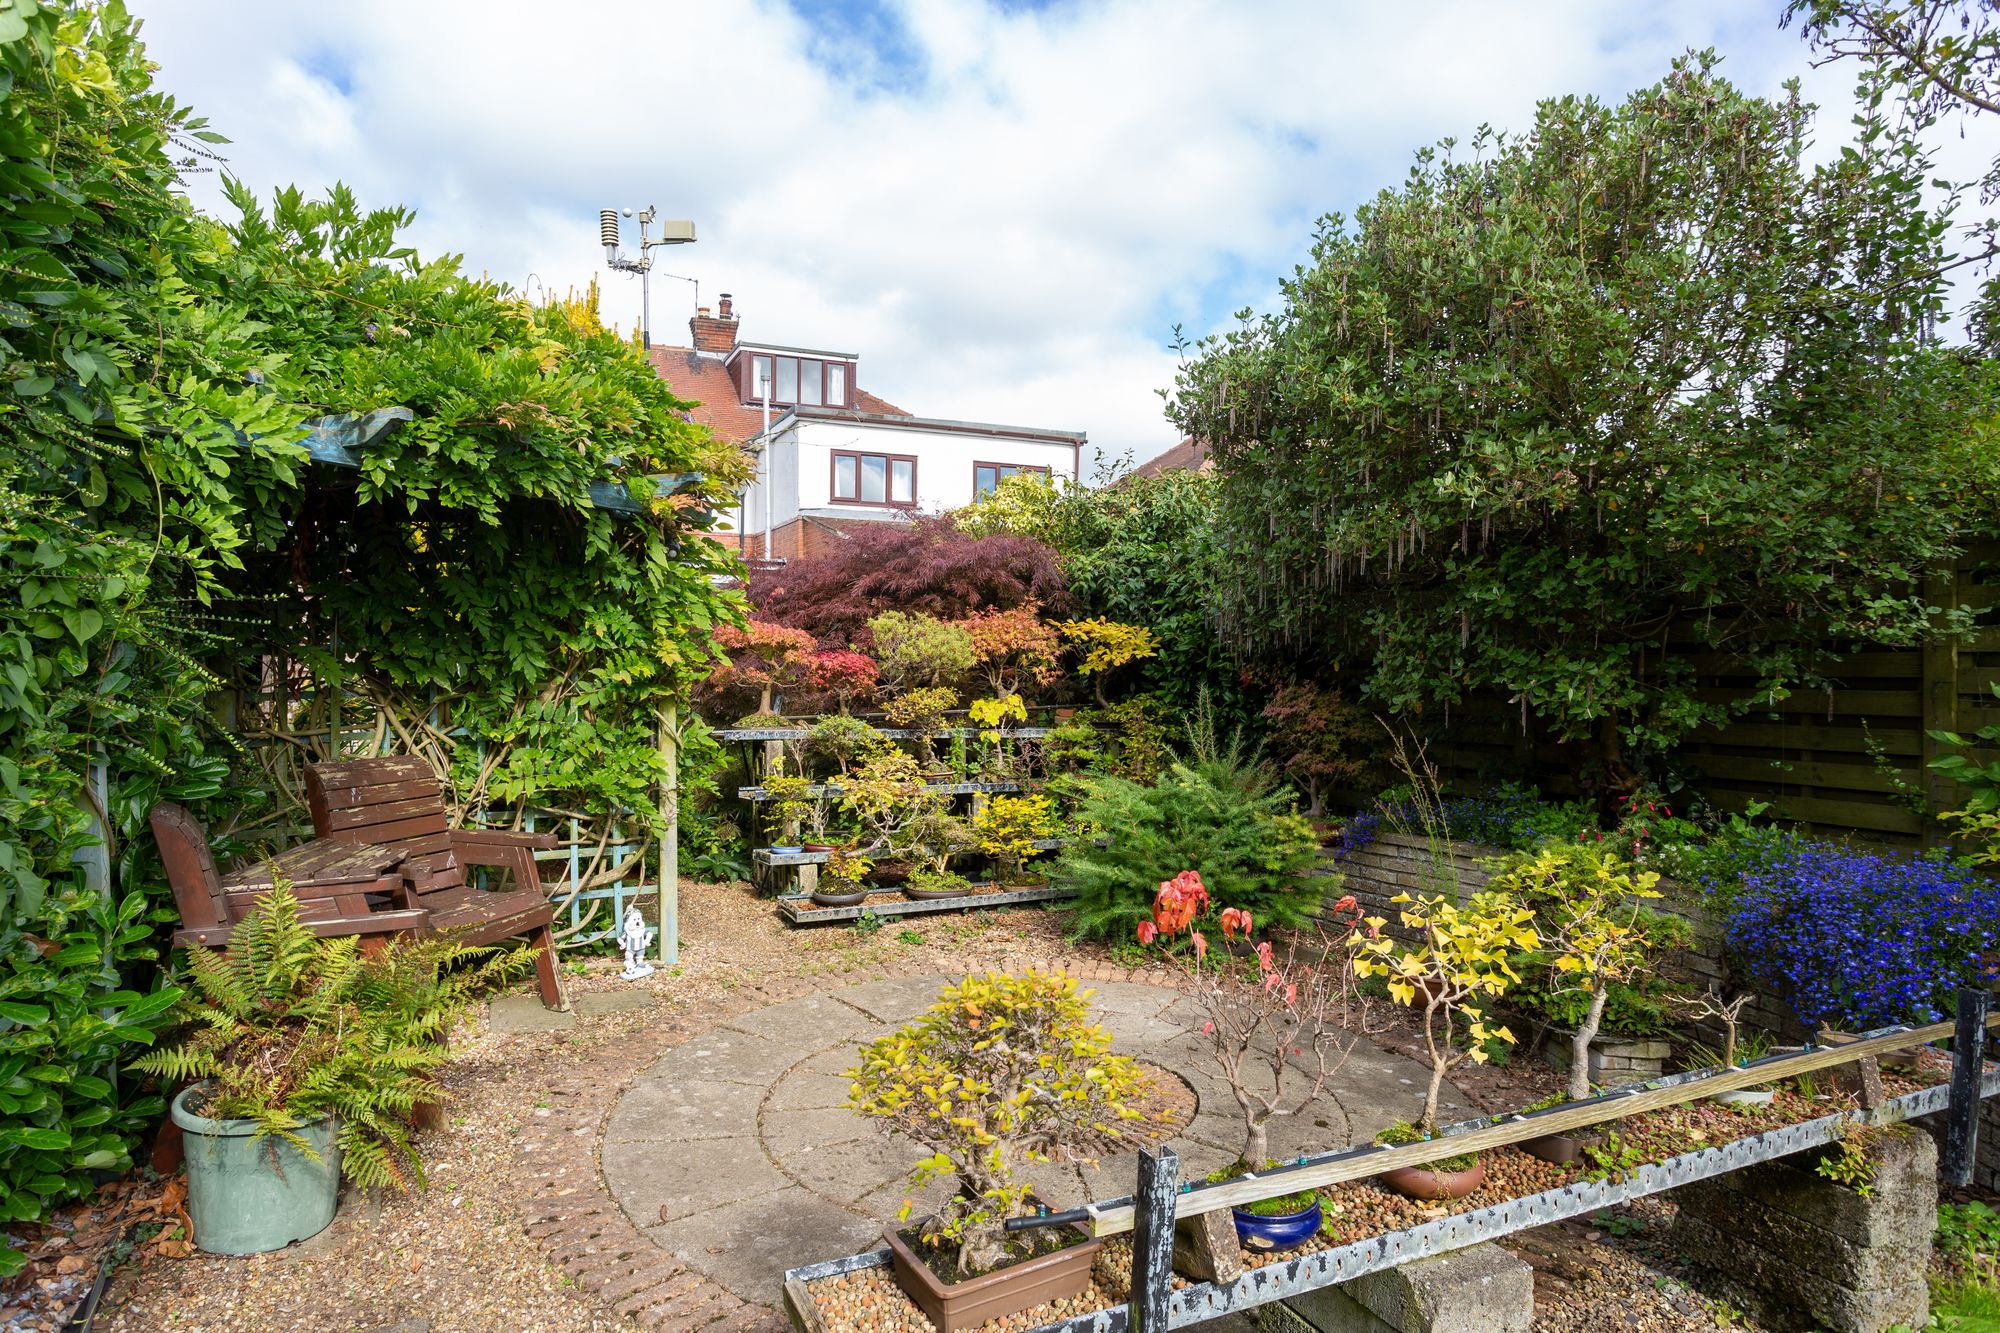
xmin=1059 ymin=756 xmax=1323 ymax=940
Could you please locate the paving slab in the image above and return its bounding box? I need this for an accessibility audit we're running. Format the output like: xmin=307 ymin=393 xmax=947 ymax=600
xmin=759 ymin=1106 xmax=877 ymax=1156
xmin=575 ymin=989 xmax=655 ymax=1017
xmin=645 ymin=1186 xmax=881 ymax=1302
xmin=763 ymin=1071 xmax=857 ymax=1112
xmin=670 ymin=1031 xmax=818 ymax=1087
xmin=829 ymin=974 xmax=958 ymax=1024
xmin=773 ymin=1131 xmax=922 ymax=1205
xmin=721 ymin=994 xmax=881 ymax=1045
xmin=488 ymin=994 xmax=577 ymax=1033
xmin=608 ymin=1134 xmax=789 ymax=1222
xmin=604 ymin=1077 xmax=762 ymax=1144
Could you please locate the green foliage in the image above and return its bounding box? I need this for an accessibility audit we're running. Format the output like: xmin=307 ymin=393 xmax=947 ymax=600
xmin=1169 ymin=56 xmax=1993 ymax=771
xmin=954 ymin=469 xmax=1239 ymax=715
xmin=1059 ymin=757 xmax=1322 ymax=941
xmin=804 ymin=714 xmax=885 ymax=776
xmin=1814 ymin=1132 xmax=1879 ymax=1196
xmin=845 ymin=971 xmax=1144 ymax=1275
xmin=974 ymin=794 xmax=1057 ymax=883
xmin=1937 ymin=1201 xmax=2000 ymax=1261
xmin=131 ymin=887 xmax=531 ymax=1191
xmin=1581 ymin=1131 xmax=1648 ymax=1184
xmin=0 ymin=886 xmax=179 ymax=1276
xmin=867 ymin=612 xmax=976 ymax=692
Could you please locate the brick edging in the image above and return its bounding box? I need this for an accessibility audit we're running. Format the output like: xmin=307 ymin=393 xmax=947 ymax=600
xmin=513 ymin=957 xmax=1178 ymax=1329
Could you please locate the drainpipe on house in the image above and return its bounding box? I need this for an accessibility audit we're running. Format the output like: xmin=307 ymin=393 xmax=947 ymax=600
xmin=761 ymin=386 xmax=772 ymax=561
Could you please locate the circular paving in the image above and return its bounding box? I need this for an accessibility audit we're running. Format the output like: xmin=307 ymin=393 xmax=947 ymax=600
xmin=602 ymin=974 xmax=1462 ymax=1303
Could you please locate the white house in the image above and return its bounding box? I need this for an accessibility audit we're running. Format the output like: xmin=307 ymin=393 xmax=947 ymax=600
xmin=647 ymin=294 xmax=1084 ymax=562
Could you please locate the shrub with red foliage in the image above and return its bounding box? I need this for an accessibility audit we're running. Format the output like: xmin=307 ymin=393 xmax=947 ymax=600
xmin=802 ymin=650 xmax=880 ymax=712
xmin=709 ymin=620 xmax=817 ymax=713
xmin=956 ymin=602 xmax=1062 ymax=698
xmin=747 ymin=516 xmax=1068 ymax=647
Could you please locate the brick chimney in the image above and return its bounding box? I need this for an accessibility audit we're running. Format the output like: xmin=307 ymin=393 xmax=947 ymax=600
xmin=690 ymin=293 xmax=738 ymax=354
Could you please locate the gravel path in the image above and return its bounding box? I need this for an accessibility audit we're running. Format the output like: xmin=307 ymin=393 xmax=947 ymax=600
xmin=74 ymin=879 xmax=1773 ymax=1333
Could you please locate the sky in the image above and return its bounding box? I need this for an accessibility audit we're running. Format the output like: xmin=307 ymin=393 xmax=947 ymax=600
xmin=134 ymin=0 xmax=2000 ymax=476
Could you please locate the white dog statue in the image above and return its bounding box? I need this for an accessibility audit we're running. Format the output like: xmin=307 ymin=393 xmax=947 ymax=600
xmin=618 ymin=904 xmax=656 ymax=981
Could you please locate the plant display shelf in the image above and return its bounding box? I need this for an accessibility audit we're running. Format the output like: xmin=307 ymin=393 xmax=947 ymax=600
xmin=716 ymin=726 xmax=1054 ymax=743
xmin=738 ymin=779 xmax=1037 ymax=801
xmin=775 ymin=882 xmax=1075 ymax=925
xmin=753 ymin=839 xmax=1064 ymax=868
xmin=781 ymin=1002 xmax=2000 ymax=1333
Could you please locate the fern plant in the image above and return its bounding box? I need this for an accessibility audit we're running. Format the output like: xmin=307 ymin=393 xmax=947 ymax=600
xmin=132 ymin=888 xmax=533 ymax=1190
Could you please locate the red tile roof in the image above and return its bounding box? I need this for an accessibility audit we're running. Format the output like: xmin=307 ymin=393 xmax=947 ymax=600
xmin=1125 ymin=437 xmax=1210 ymax=480
xmin=646 ymin=345 xmax=909 ymax=445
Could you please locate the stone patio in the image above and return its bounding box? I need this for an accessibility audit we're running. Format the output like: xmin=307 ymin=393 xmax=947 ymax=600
xmin=599 ymin=974 xmax=1463 ymax=1305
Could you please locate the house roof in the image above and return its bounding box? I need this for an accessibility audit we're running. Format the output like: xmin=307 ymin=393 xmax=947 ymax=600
xmin=646 ymin=344 xmax=910 ymax=445
xmin=1125 ymin=437 xmax=1210 ymax=480
xmin=784 ymin=405 xmax=1085 ymax=446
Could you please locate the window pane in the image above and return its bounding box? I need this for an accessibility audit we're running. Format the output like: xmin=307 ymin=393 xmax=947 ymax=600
xmin=860 ymin=454 xmax=887 ymax=503
xmin=975 ymin=465 xmax=997 ymax=498
xmin=825 ymin=363 xmax=846 ymax=405
xmin=797 ymin=360 xmax=822 ymax=406
xmin=834 ymin=455 xmax=857 ymax=499
xmin=891 ymin=459 xmax=915 ymax=504
xmin=751 ymin=356 xmax=772 ymax=401
xmin=775 ymin=357 xmax=799 ymax=402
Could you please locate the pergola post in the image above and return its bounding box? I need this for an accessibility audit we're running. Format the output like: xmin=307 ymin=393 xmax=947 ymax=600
xmin=657 ymin=700 xmax=681 ymax=966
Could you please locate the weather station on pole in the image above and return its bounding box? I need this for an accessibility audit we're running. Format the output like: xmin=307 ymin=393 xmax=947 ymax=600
xmin=599 ymin=205 xmax=696 ymax=348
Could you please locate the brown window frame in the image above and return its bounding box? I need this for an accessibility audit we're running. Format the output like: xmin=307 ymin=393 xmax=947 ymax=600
xmin=830 ymin=449 xmax=919 ymax=508
xmin=972 ymin=461 xmax=1051 ymax=499
xmin=739 ymin=354 xmax=855 ymax=409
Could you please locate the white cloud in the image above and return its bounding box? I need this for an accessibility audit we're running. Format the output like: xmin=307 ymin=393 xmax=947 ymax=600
xmin=132 ymin=0 xmax=2000 ymax=470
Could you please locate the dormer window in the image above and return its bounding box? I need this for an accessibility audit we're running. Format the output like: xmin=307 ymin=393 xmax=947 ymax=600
xmin=745 ymin=352 xmax=852 ymax=408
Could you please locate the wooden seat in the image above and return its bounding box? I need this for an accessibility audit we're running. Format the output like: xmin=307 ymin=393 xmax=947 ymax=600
xmin=150 ymin=802 xmax=427 ymax=950
xmin=305 ymin=756 xmax=567 ymax=1010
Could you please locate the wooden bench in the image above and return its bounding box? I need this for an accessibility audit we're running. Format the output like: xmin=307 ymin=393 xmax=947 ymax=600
xmin=150 ymin=802 xmax=428 ymax=949
xmin=305 ymin=756 xmax=567 ymax=1010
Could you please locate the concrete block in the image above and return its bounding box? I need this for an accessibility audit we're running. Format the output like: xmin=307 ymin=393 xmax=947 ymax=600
xmin=1280 ymin=1243 xmax=1533 ymax=1333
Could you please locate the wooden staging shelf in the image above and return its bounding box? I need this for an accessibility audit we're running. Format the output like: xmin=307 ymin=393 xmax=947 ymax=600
xmin=775 ymin=883 xmax=1074 ymax=925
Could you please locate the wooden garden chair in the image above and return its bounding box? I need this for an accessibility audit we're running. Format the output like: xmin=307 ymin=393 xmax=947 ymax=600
xmin=149 ymin=802 xmax=428 ymax=950
xmin=304 ymin=756 xmax=568 ymax=1010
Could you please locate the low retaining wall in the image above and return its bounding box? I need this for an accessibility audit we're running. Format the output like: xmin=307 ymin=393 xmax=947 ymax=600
xmin=1323 ymin=830 xmax=1799 ymax=1041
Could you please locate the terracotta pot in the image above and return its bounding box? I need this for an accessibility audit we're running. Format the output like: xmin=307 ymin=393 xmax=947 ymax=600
xmin=1378 ymin=1161 xmax=1485 ymax=1201
xmin=883 ymin=1223 xmax=1101 ymax=1333
xmin=801 ymin=842 xmax=838 ymax=854
xmin=1518 ymin=1131 xmax=1597 ymax=1166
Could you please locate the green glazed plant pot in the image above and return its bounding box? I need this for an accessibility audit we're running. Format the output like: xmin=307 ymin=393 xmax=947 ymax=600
xmin=172 ymin=1083 xmax=340 ymax=1255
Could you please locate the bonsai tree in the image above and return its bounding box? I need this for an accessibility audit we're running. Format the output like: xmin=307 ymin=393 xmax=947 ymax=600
xmin=1487 ymin=844 xmax=1666 ymax=1102
xmin=825 ymin=846 xmax=872 ymax=890
xmin=760 ymin=756 xmax=814 ymax=847
xmin=711 ymin=620 xmax=817 ymax=717
xmin=969 ymin=693 xmax=1029 ymax=777
xmin=955 ymin=602 xmax=1063 ymax=700
xmin=804 ymin=714 xmax=885 ymax=778
xmin=803 ymin=649 xmax=879 ymax=714
xmin=1257 ymin=682 xmax=1378 ymax=818
xmin=974 ymin=793 xmax=1057 ymax=885
xmin=883 ymin=685 xmax=960 ymax=765
xmin=840 ymin=747 xmax=938 ymax=855
xmin=866 ymin=611 xmax=976 ymax=694
xmin=898 ymin=809 xmax=976 ymax=892
xmin=132 ymin=887 xmax=532 ymax=1188
xmin=1350 ymin=889 xmax=1536 ymax=1132
xmin=1676 ymin=984 xmax=1758 ymax=1071
xmin=1136 ymin=870 xmax=1383 ymax=1165
xmin=847 ymin=971 xmax=1145 ymax=1275
xmin=1054 ymin=617 xmax=1159 ymax=705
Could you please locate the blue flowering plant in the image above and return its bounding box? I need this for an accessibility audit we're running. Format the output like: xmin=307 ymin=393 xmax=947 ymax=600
xmin=1726 ymin=844 xmax=2000 ymax=1034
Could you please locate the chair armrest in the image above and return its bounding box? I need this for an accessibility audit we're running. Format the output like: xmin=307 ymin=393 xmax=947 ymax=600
xmin=454 ymin=829 xmax=559 ymax=851
xmin=448 ymin=831 xmax=549 ymax=888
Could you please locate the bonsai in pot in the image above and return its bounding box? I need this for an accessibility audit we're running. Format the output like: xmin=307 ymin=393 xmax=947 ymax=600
xmin=804 ymin=713 xmax=885 ymax=780
xmin=711 ymin=620 xmax=817 ymax=718
xmin=847 ymin=972 xmax=1146 ymax=1332
xmin=1134 ymin=872 xmax=1384 ymax=1250
xmin=841 ymin=747 xmax=938 ymax=857
xmin=131 ymin=887 xmax=531 ymax=1254
xmin=897 ymin=810 xmax=975 ymax=899
xmin=813 ymin=848 xmax=873 ymax=907
xmin=761 ymin=757 xmax=814 ymax=854
xmin=968 ymin=693 xmax=1030 ymax=779
xmin=974 ymin=794 xmax=1057 ymax=887
xmin=1677 ymin=986 xmax=1776 ymax=1106
xmin=885 ymin=686 xmax=961 ymax=769
xmin=803 ymin=649 xmax=880 ymax=716
xmin=1350 ymin=889 xmax=1536 ymax=1200
xmin=1486 ymin=845 xmax=1669 ymax=1161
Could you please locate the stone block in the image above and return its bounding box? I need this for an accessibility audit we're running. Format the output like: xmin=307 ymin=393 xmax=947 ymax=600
xmin=1279 ymin=1243 xmax=1534 ymax=1333
xmin=1671 ymin=1128 xmax=1935 ymax=1333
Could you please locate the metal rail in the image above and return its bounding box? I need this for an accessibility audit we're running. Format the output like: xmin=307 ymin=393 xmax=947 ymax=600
xmin=775 ymin=883 xmax=1074 ymax=925
xmin=781 ymin=1069 xmax=1999 ymax=1333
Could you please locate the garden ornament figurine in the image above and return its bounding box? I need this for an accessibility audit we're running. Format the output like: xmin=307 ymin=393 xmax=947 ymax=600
xmin=618 ymin=905 xmax=655 ymax=980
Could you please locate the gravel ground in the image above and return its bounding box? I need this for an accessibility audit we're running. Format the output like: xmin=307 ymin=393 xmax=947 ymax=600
xmin=13 ymin=878 xmax=1807 ymax=1332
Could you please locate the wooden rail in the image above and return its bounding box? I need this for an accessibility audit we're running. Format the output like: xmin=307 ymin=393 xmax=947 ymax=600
xmin=1078 ymin=1015 xmax=1984 ymax=1237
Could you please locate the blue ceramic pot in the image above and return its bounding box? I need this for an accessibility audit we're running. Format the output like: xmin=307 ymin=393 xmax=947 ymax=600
xmin=1230 ymin=1197 xmax=1322 ymax=1253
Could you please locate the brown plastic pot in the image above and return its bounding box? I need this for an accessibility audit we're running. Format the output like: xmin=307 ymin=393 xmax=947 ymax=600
xmin=1378 ymin=1161 xmax=1486 ymax=1201
xmin=883 ymin=1224 xmax=1101 ymax=1333
xmin=1517 ymin=1131 xmax=1597 ymax=1167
